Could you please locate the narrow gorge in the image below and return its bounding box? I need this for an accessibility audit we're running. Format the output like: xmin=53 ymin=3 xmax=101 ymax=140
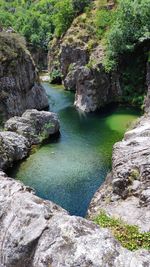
xmin=0 ymin=0 xmax=150 ymax=266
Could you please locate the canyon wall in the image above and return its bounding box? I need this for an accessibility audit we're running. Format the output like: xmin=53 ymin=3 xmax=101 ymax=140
xmin=0 ymin=32 xmax=48 ymax=120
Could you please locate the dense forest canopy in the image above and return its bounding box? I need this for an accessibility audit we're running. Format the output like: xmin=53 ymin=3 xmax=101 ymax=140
xmin=0 ymin=0 xmax=90 ymax=49
xmin=0 ymin=0 xmax=150 ymax=69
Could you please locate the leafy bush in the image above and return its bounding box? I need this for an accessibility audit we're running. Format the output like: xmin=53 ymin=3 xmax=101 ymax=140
xmin=52 ymin=0 xmax=74 ymax=37
xmin=95 ymin=9 xmax=113 ymax=38
xmin=104 ymin=0 xmax=150 ymax=71
xmin=50 ymin=69 xmax=62 ymax=83
xmin=72 ymin=0 xmax=91 ymax=15
xmin=94 ymin=211 xmax=150 ymax=251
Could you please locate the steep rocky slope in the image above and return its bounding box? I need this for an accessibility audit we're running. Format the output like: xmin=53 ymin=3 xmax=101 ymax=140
xmin=0 ymin=172 xmax=149 ymax=267
xmin=48 ymin=1 xmax=121 ymax=112
xmin=0 ymin=32 xmax=48 ymax=120
xmin=87 ymin=65 xmax=150 ymax=232
xmin=88 ymin=112 xmax=150 ymax=232
xmin=48 ymin=0 xmax=149 ymax=113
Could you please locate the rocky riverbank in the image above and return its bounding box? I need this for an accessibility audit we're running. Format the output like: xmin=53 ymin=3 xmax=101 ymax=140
xmin=0 ymin=109 xmax=149 ymax=266
xmin=87 ymin=63 xmax=150 ymax=234
xmin=0 ymin=109 xmax=60 ymax=170
xmin=0 ymin=171 xmax=150 ymax=267
xmin=87 ymin=111 xmax=150 ymax=232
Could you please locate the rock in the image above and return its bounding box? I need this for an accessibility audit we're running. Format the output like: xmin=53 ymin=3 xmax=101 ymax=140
xmin=48 ymin=13 xmax=121 ymax=112
xmin=144 ymin=62 xmax=150 ymax=112
xmin=5 ymin=109 xmax=60 ymax=145
xmin=88 ymin=113 xmax=150 ymax=232
xmin=60 ymin=43 xmax=89 ymax=81
xmin=0 ymin=32 xmax=49 ymax=120
xmin=0 ymin=131 xmax=29 ymax=170
xmin=0 ymin=173 xmax=150 ymax=267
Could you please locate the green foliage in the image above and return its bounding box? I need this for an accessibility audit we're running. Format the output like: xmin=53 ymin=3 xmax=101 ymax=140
xmin=0 ymin=0 xmax=91 ymax=47
xmin=50 ymin=68 xmax=62 ymax=83
xmin=95 ymin=9 xmax=113 ymax=39
xmin=94 ymin=211 xmax=150 ymax=251
xmin=120 ymin=48 xmax=148 ymax=107
xmin=0 ymin=0 xmax=55 ymax=50
xmin=0 ymin=31 xmax=27 ymax=62
xmin=52 ymin=0 xmax=74 ymax=37
xmin=72 ymin=0 xmax=91 ymax=15
xmin=104 ymin=0 xmax=150 ymax=71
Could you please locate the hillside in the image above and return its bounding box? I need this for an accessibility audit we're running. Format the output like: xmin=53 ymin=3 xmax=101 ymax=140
xmin=48 ymin=0 xmax=150 ymax=111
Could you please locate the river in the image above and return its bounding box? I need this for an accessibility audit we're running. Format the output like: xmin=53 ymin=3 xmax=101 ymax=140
xmin=10 ymin=83 xmax=140 ymax=216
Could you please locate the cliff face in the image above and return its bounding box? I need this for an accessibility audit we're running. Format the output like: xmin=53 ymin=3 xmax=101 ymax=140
xmin=87 ymin=63 xmax=150 ymax=232
xmin=48 ymin=7 xmax=121 ymax=112
xmin=0 ymin=32 xmax=49 ymax=120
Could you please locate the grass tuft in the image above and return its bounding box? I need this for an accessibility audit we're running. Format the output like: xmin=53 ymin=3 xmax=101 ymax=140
xmin=94 ymin=211 xmax=150 ymax=251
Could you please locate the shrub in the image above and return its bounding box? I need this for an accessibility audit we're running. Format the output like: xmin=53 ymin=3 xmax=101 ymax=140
xmin=104 ymin=0 xmax=150 ymax=71
xmin=94 ymin=211 xmax=150 ymax=251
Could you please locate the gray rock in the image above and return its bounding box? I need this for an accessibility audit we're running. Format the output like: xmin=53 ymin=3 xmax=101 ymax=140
xmin=5 ymin=109 xmax=60 ymax=145
xmin=48 ymin=24 xmax=121 ymax=113
xmin=0 ymin=131 xmax=29 ymax=170
xmin=0 ymin=32 xmax=49 ymax=120
xmin=0 ymin=174 xmax=150 ymax=267
xmin=88 ymin=113 xmax=150 ymax=232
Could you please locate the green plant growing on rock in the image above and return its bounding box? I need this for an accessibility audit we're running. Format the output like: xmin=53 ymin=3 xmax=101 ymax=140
xmin=94 ymin=211 xmax=150 ymax=251
xmin=50 ymin=69 xmax=62 ymax=83
xmin=129 ymin=169 xmax=140 ymax=182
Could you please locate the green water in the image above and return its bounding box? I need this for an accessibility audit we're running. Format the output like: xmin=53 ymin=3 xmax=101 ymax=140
xmin=11 ymin=83 xmax=140 ymax=216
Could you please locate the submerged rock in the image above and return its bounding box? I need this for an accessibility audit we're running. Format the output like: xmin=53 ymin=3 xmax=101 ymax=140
xmin=0 ymin=173 xmax=150 ymax=267
xmin=5 ymin=109 xmax=60 ymax=145
xmin=0 ymin=131 xmax=29 ymax=170
xmin=0 ymin=32 xmax=49 ymax=120
xmin=88 ymin=113 xmax=150 ymax=232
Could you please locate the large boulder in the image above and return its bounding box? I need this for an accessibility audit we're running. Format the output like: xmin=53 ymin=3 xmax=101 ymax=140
xmin=0 ymin=32 xmax=49 ymax=120
xmin=0 ymin=132 xmax=29 ymax=170
xmin=0 ymin=109 xmax=60 ymax=170
xmin=88 ymin=113 xmax=150 ymax=232
xmin=0 ymin=173 xmax=150 ymax=267
xmin=5 ymin=109 xmax=60 ymax=145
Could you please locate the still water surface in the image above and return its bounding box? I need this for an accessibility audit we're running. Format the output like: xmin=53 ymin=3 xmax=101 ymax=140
xmin=11 ymin=83 xmax=140 ymax=216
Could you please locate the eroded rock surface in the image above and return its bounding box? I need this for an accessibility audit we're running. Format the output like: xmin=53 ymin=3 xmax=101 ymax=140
xmin=5 ymin=109 xmax=60 ymax=145
xmin=88 ymin=113 xmax=150 ymax=232
xmin=0 ymin=32 xmax=48 ymax=119
xmin=0 ymin=110 xmax=60 ymax=169
xmin=0 ymin=131 xmax=29 ymax=170
xmin=0 ymin=173 xmax=150 ymax=267
xmin=48 ymin=17 xmax=121 ymax=112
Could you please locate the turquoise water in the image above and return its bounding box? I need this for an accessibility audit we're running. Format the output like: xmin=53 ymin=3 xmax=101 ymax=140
xmin=11 ymin=83 xmax=140 ymax=216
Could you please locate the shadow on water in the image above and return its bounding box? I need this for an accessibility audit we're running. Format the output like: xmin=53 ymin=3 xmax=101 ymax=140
xmin=9 ymin=83 xmax=140 ymax=217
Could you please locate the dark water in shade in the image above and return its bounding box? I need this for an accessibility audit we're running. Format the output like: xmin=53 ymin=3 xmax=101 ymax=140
xmin=10 ymin=83 xmax=140 ymax=216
